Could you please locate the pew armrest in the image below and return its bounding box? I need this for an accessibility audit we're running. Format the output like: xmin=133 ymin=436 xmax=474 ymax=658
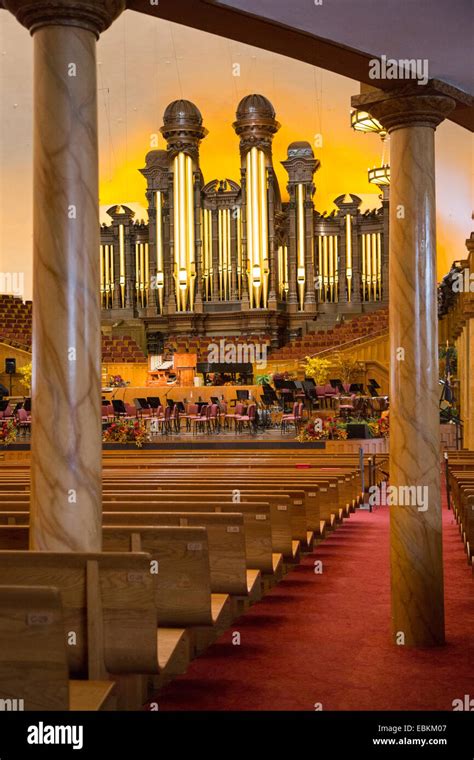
xmin=69 ymin=680 xmax=116 ymax=711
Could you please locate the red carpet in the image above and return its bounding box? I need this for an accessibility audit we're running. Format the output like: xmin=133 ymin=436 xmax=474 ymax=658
xmin=155 ymin=487 xmax=474 ymax=711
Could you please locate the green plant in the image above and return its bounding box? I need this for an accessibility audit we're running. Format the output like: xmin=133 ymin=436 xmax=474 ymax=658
xmin=256 ymin=373 xmax=271 ymax=385
xmin=303 ymin=356 xmax=332 ymax=385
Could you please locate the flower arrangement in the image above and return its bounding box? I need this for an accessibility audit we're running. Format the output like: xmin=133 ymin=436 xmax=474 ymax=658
xmin=102 ymin=420 xmax=149 ymax=448
xmin=331 ymin=352 xmax=364 ymax=384
xmin=302 ymin=357 xmax=331 ymax=386
xmin=18 ymin=361 xmax=32 ymax=391
xmin=0 ymin=419 xmax=18 ymax=446
xmin=108 ymin=375 xmax=128 ymax=388
xmin=297 ymin=414 xmax=389 ymax=443
xmin=272 ymin=371 xmax=296 ymax=382
xmin=297 ymin=416 xmax=348 ymax=442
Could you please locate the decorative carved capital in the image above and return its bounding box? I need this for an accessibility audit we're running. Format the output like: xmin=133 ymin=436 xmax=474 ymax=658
xmin=351 ymin=82 xmax=458 ymax=132
xmin=3 ymin=0 xmax=125 ymax=37
xmin=160 ymin=99 xmax=208 ymax=163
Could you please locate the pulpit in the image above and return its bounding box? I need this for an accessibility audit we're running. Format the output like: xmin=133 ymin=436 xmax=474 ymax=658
xmin=174 ymin=353 xmax=197 ymax=386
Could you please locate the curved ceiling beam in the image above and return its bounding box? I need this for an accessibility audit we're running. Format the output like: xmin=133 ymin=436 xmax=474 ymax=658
xmin=126 ymin=0 xmax=474 ymax=131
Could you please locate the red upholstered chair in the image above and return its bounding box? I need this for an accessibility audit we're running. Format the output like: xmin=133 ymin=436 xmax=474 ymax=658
xmin=151 ymin=404 xmax=171 ymax=435
xmin=236 ymin=403 xmax=256 ymax=433
xmin=125 ymin=403 xmax=138 ymax=420
xmin=101 ymin=403 xmax=114 ymax=423
xmin=281 ymin=401 xmax=301 ymax=434
xmin=183 ymin=403 xmax=199 ymax=431
xmin=16 ymin=407 xmax=30 ymax=435
xmin=191 ymin=404 xmax=208 ymax=434
xmin=1 ymin=404 xmax=13 ymax=419
xmin=339 ymin=394 xmax=355 ymax=419
xmin=208 ymin=403 xmax=220 ymax=433
xmin=170 ymin=404 xmax=181 ymax=433
xmin=225 ymin=402 xmax=244 ymax=430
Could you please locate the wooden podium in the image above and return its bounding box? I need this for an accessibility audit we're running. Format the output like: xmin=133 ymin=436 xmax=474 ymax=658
xmin=174 ymin=353 xmax=197 ymax=386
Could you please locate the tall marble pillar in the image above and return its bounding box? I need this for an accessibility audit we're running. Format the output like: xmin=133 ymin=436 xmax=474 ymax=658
xmin=4 ymin=1 xmax=125 ymax=550
xmin=352 ymin=83 xmax=456 ymax=646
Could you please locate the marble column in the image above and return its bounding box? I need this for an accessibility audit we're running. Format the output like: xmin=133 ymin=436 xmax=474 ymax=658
xmin=352 ymin=84 xmax=456 ymax=646
xmin=4 ymin=0 xmax=125 ymax=550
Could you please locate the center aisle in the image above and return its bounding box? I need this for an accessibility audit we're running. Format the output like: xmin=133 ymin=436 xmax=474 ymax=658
xmin=155 ymin=501 xmax=473 ymax=711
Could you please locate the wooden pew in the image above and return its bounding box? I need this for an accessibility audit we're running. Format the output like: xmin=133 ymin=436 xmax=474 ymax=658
xmin=0 ymin=513 xmax=263 ymax=608
xmin=0 ymin=585 xmax=116 ymax=711
xmin=101 ymin=525 xmax=233 ymax=656
xmin=0 ymin=551 xmax=189 ymax=709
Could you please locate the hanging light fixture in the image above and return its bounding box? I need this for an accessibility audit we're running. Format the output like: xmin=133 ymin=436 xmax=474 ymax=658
xmin=368 ymin=164 xmax=391 ymax=186
xmin=350 ymin=109 xmax=387 ymax=138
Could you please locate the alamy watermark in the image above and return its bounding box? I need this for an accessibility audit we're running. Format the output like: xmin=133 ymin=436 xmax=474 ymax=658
xmin=368 ymin=483 xmax=429 ymax=512
xmin=369 ymin=55 xmax=429 ymax=86
xmin=451 ymin=269 xmax=474 ymax=293
xmin=0 ymin=271 xmax=24 ymax=297
xmin=207 ymin=339 xmax=268 ymax=370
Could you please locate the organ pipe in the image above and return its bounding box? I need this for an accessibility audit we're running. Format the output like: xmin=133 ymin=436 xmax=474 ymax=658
xmin=155 ymin=191 xmax=164 ymax=312
xmin=99 ymin=245 xmax=104 ymax=307
xmin=376 ymin=232 xmax=382 ymax=300
xmin=173 ymin=152 xmax=196 ymax=311
xmin=371 ymin=232 xmax=377 ymax=302
xmin=345 ymin=214 xmax=352 ymax=303
xmin=366 ymin=233 xmax=372 ymax=301
xmin=119 ymin=224 xmax=125 ymax=308
xmin=245 ymin=146 xmax=269 ymax=309
xmin=296 ymin=183 xmax=306 ymax=310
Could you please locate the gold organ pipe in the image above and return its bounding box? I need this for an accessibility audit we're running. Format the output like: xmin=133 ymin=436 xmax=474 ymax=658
xmin=155 ymin=191 xmax=163 ymax=312
xmin=139 ymin=242 xmax=144 ymax=307
xmin=323 ymin=236 xmax=329 ymax=303
xmin=222 ymin=208 xmax=228 ymax=300
xmin=376 ymin=232 xmax=382 ymax=300
xmin=361 ymin=233 xmax=366 ymax=301
xmin=178 ymin=152 xmax=187 ymax=311
xmin=202 ymin=209 xmax=207 ymax=299
xmin=135 ymin=243 xmax=139 ymax=301
xmin=207 ymin=209 xmax=213 ymax=299
xmin=246 ymin=151 xmax=253 ymax=308
xmin=328 ymin=235 xmax=334 ymax=302
xmin=259 ymin=149 xmax=268 ymax=308
xmin=318 ymin=236 xmax=323 ymax=301
xmin=144 ymin=243 xmax=149 ymax=307
xmin=251 ymin=147 xmax=260 ymax=307
xmin=371 ymin=232 xmax=377 ymax=302
xmin=278 ymin=245 xmax=283 ymax=298
xmin=284 ymin=245 xmax=288 ymax=298
xmin=99 ymin=245 xmax=104 ymax=307
xmin=297 ymin=183 xmax=306 ymax=310
xmin=218 ymin=208 xmax=223 ymax=299
xmin=334 ymin=236 xmax=339 ymax=303
xmin=119 ymin=224 xmax=125 ymax=308
xmin=105 ymin=244 xmax=110 ymax=308
xmin=109 ymin=245 xmax=114 ymax=304
xmin=173 ymin=155 xmax=181 ymax=310
xmin=236 ymin=207 xmax=242 ymax=299
xmin=186 ymin=154 xmax=195 ymax=311
xmin=345 ymin=214 xmax=352 ymax=303
xmin=366 ymin=234 xmax=372 ymax=301
xmin=227 ymin=208 xmax=232 ymax=300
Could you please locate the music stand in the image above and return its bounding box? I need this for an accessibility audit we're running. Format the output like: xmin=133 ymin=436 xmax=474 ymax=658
xmin=112 ymin=399 xmax=127 ymax=416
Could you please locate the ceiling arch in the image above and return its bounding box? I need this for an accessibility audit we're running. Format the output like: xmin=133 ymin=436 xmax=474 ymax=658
xmin=127 ymin=0 xmax=474 ymax=131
